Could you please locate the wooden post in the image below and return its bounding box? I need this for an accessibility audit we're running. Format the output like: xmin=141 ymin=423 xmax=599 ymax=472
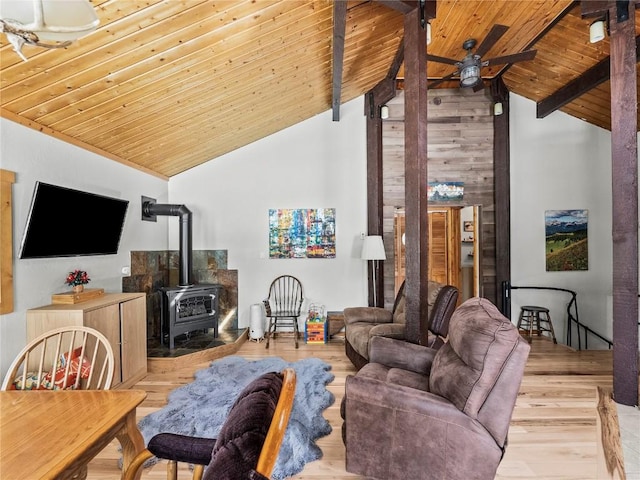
xmin=608 ymin=0 xmax=639 ymax=406
xmin=403 ymin=4 xmax=429 ymax=344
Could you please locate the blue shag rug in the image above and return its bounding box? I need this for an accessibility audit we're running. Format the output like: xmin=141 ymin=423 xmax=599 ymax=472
xmin=137 ymin=355 xmax=335 ymax=479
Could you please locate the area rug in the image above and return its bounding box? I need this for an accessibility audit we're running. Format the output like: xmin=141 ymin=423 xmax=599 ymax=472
xmin=137 ymin=355 xmax=335 ymax=480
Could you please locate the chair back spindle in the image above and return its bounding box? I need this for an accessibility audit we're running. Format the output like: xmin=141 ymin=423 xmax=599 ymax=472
xmin=264 ymin=275 xmax=304 ymax=349
xmin=1 ymin=326 xmax=115 ymax=391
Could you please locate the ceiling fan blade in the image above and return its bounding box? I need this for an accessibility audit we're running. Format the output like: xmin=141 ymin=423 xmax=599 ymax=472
xmin=428 ymin=71 xmax=458 ymax=89
xmin=426 ymin=53 xmax=459 ymax=66
xmin=485 ymin=49 xmax=537 ymax=66
xmin=474 ymin=24 xmax=509 ymax=58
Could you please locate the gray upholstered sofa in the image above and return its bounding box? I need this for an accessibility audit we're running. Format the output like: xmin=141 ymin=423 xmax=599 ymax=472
xmin=341 ymin=297 xmax=530 ymax=480
xmin=343 ymin=280 xmax=459 ymax=370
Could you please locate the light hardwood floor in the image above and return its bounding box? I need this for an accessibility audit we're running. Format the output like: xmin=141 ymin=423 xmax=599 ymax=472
xmin=86 ymin=335 xmax=618 ymax=480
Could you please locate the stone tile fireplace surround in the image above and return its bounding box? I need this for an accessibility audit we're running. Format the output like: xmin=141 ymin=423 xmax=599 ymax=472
xmin=122 ymin=250 xmax=238 ymax=350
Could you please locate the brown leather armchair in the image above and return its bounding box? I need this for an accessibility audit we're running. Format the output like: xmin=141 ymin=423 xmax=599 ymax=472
xmin=343 ymin=280 xmax=458 ymax=370
xmin=341 ymin=297 xmax=530 ymax=480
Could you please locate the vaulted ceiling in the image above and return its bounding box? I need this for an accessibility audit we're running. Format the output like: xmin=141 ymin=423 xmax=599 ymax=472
xmin=1 ymin=1 xmax=638 ymax=179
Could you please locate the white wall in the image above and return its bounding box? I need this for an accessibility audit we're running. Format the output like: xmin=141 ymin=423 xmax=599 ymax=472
xmin=510 ymin=93 xmax=615 ymax=348
xmin=168 ymin=97 xmax=369 ymax=329
xmin=0 ymin=117 xmax=169 ymax=377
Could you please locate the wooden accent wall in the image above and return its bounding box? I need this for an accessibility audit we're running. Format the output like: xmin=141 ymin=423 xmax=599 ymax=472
xmin=382 ymin=88 xmax=496 ymax=306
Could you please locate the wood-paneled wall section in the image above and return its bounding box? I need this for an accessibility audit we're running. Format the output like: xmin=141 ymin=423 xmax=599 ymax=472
xmin=382 ymin=88 xmax=495 ymax=307
xmin=0 ymin=169 xmax=16 ymax=314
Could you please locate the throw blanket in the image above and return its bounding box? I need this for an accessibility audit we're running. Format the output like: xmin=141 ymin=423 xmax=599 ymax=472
xmin=138 ymin=355 xmax=335 ymax=479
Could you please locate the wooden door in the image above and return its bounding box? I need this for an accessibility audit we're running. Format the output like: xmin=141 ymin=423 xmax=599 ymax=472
xmin=394 ymin=207 xmax=461 ymax=293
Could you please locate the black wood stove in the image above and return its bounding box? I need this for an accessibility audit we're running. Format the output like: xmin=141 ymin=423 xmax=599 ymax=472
xmin=143 ymin=199 xmax=224 ymax=349
xmin=160 ymin=283 xmax=222 ymax=349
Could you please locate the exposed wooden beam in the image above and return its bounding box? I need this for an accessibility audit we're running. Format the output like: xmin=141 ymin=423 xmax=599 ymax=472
xmin=387 ymin=37 xmax=405 ymax=81
xmin=363 ymin=30 xmax=405 ymax=306
xmin=580 ymin=0 xmax=613 ymax=17
xmin=332 ymin=0 xmax=347 ymax=122
xmin=376 ymin=0 xmax=419 ymax=14
xmin=403 ymin=4 xmax=430 ymax=345
xmin=536 ymin=36 xmax=640 ymax=118
xmin=491 ymin=77 xmax=511 ymax=314
xmin=375 ymin=0 xmax=436 ymax=18
xmin=608 ymin=0 xmax=639 ymax=407
xmin=365 ymin=92 xmax=385 ymax=307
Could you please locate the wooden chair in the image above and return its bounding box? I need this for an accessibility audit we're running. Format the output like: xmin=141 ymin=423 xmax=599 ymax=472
xmin=263 ymin=275 xmax=304 ymax=349
xmin=123 ymin=368 xmax=297 ymax=480
xmin=1 ymin=325 xmax=115 ymax=391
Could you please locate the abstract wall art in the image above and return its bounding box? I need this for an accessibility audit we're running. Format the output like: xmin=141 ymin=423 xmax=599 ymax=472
xmin=269 ymin=208 xmax=336 ymax=259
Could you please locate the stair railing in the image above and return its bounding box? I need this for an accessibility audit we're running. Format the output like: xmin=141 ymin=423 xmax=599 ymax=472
xmin=501 ymin=281 xmax=613 ymax=350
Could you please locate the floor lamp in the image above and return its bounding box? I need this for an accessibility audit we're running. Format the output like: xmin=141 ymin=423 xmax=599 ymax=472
xmin=361 ymin=235 xmax=386 ymax=307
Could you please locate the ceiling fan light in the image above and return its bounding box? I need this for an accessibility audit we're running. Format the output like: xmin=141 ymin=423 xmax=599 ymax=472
xmin=460 ymin=64 xmax=480 ymax=87
xmin=0 ymin=0 xmax=99 ymax=59
xmin=589 ymin=20 xmax=605 ymax=43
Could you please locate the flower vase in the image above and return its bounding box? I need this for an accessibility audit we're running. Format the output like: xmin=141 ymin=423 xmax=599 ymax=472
xmin=73 ymin=285 xmax=84 ymax=293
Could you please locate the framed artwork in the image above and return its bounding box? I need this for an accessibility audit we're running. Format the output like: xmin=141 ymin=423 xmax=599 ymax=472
xmin=545 ymin=209 xmax=588 ymax=271
xmin=463 ymin=221 xmax=474 ymax=232
xmin=428 ymin=182 xmax=464 ymax=202
xmin=268 ymin=208 xmax=336 ymax=259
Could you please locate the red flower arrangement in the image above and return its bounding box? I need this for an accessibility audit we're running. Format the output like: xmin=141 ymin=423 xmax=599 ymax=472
xmin=65 ymin=270 xmax=90 ymax=287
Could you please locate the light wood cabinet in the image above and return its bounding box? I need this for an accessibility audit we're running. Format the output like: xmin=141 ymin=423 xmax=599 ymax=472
xmin=26 ymin=293 xmax=147 ymax=389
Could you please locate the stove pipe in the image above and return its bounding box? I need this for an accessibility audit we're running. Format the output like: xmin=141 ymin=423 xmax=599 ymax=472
xmin=142 ymin=201 xmax=193 ymax=287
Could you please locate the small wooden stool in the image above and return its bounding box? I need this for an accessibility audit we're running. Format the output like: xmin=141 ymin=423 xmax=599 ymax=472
xmin=517 ymin=305 xmax=557 ymax=344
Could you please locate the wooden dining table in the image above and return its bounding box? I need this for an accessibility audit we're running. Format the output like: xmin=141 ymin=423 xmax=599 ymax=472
xmin=0 ymin=389 xmax=147 ymax=480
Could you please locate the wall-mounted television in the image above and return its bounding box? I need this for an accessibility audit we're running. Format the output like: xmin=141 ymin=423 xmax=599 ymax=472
xmin=19 ymin=182 xmax=129 ymax=259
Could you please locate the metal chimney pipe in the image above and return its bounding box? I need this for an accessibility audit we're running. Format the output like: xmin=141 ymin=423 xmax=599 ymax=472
xmin=142 ymin=201 xmax=193 ymax=287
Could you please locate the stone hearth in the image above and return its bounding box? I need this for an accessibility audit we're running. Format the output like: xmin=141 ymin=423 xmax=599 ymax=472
xmin=123 ymin=249 xmax=240 ymax=364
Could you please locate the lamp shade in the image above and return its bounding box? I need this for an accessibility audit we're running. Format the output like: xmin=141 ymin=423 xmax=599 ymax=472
xmin=361 ymin=235 xmax=386 ymax=260
xmin=0 ymin=0 xmax=99 ymax=42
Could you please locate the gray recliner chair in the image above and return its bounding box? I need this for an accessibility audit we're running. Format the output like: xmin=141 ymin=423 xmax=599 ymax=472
xmin=343 ymin=280 xmax=459 ymax=370
xmin=341 ymin=297 xmax=530 ymax=480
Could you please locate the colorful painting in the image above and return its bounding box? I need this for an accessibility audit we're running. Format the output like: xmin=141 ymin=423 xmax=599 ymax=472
xmin=428 ymin=182 xmax=464 ymax=202
xmin=269 ymin=208 xmax=336 ymax=259
xmin=545 ymin=210 xmax=588 ymax=271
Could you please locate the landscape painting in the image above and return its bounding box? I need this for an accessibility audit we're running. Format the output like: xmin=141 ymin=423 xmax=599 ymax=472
xmin=545 ymin=209 xmax=588 ymax=271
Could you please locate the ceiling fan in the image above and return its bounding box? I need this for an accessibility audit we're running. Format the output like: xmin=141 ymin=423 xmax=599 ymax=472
xmin=427 ymin=24 xmax=537 ymax=91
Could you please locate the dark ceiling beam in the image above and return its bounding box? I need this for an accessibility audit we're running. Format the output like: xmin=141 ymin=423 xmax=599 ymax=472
xmin=537 ymin=35 xmax=640 ymax=118
xmin=375 ymin=0 xmax=436 ymax=18
xmin=579 ymin=0 xmax=639 ymax=18
xmin=331 ymin=0 xmax=347 ymax=122
xmin=375 ymin=0 xmax=419 ymax=14
xmin=580 ymin=0 xmax=612 ymax=17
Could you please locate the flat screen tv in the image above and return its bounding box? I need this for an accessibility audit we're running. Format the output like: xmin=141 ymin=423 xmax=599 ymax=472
xmin=19 ymin=182 xmax=129 ymax=259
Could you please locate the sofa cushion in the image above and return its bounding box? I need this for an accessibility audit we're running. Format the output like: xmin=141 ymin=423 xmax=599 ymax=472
xmin=358 ymin=362 xmax=430 ymax=392
xmin=345 ymin=322 xmax=377 ymax=359
xmin=428 ymin=297 xmax=522 ymax=419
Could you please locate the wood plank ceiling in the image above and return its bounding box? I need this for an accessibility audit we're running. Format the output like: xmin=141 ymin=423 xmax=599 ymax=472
xmin=1 ymin=1 xmax=638 ymax=179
